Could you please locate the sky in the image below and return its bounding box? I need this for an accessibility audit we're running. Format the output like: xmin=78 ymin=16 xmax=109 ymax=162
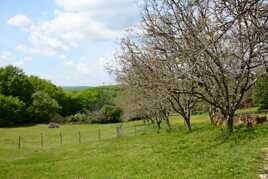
xmin=0 ymin=0 xmax=141 ymax=86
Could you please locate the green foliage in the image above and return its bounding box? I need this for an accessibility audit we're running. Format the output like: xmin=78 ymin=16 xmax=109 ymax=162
xmin=0 ymin=65 xmax=121 ymax=125
xmin=0 ymin=65 xmax=33 ymax=104
xmin=65 ymin=113 xmax=91 ymax=124
xmin=254 ymin=73 xmax=268 ymax=110
xmin=73 ymin=85 xmax=121 ymax=112
xmin=99 ymin=105 xmax=122 ymax=123
xmin=28 ymin=91 xmax=61 ymax=122
xmin=28 ymin=76 xmax=80 ymax=116
xmin=29 ymin=76 xmax=65 ymax=100
xmin=0 ymin=94 xmax=25 ymax=126
xmin=62 ymin=86 xmax=90 ymax=91
xmin=65 ymin=85 xmax=122 ymax=121
xmin=60 ymin=92 xmax=82 ymax=116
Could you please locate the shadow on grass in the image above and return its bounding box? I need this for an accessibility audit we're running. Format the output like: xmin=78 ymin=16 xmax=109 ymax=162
xmin=0 ymin=123 xmax=41 ymax=129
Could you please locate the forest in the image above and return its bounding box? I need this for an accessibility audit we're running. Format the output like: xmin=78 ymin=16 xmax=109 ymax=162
xmin=0 ymin=65 xmax=122 ymax=126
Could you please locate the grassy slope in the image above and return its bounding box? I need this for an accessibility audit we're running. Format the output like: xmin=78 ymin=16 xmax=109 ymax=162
xmin=61 ymin=86 xmax=91 ymax=92
xmin=0 ymin=112 xmax=268 ymax=178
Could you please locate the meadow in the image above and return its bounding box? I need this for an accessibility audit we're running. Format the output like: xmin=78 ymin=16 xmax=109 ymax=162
xmin=0 ymin=112 xmax=268 ymax=178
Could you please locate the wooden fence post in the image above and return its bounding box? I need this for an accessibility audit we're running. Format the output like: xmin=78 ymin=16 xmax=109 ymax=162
xmin=18 ymin=136 xmax=21 ymax=149
xmin=78 ymin=131 xmax=81 ymax=144
xmin=59 ymin=132 xmax=62 ymax=145
xmin=98 ymin=128 xmax=101 ymax=141
xmin=41 ymin=133 xmax=43 ymax=147
xmin=116 ymin=126 xmax=123 ymax=138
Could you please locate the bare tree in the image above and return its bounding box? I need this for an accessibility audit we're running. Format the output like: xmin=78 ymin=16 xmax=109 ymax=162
xmin=112 ymin=36 xmax=198 ymax=131
xmin=141 ymin=0 xmax=268 ymax=132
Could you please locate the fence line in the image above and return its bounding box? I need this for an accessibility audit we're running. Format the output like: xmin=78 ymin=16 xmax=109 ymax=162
xmin=41 ymin=133 xmax=43 ymax=147
xmin=9 ymin=124 xmax=148 ymax=150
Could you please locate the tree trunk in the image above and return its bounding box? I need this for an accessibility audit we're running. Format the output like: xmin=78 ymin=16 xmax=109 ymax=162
xmin=227 ymin=115 xmax=234 ymax=133
xmin=208 ymin=106 xmax=216 ymax=126
xmin=156 ymin=121 xmax=161 ymax=133
xmin=155 ymin=117 xmax=161 ymax=133
xmin=184 ymin=117 xmax=192 ymax=132
xmin=166 ymin=118 xmax=171 ymax=130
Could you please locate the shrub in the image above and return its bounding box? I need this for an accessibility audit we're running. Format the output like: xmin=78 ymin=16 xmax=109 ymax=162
xmin=254 ymin=73 xmax=268 ymax=111
xmin=65 ymin=113 xmax=91 ymax=124
xmin=0 ymin=94 xmax=25 ymax=126
xmin=99 ymin=105 xmax=122 ymax=123
xmin=28 ymin=91 xmax=61 ymax=123
xmin=50 ymin=113 xmax=65 ymax=123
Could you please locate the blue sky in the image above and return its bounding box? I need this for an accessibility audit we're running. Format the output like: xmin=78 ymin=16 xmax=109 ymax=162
xmin=0 ymin=0 xmax=140 ymax=86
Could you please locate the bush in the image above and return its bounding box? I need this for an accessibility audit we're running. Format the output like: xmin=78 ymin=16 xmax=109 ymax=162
xmin=65 ymin=113 xmax=92 ymax=124
xmin=50 ymin=113 xmax=65 ymax=123
xmin=99 ymin=105 xmax=122 ymax=123
xmin=0 ymin=94 xmax=25 ymax=126
xmin=28 ymin=91 xmax=61 ymax=123
xmin=254 ymin=73 xmax=268 ymax=111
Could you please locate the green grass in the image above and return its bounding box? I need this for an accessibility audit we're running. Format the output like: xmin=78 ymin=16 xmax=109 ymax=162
xmin=0 ymin=112 xmax=268 ymax=178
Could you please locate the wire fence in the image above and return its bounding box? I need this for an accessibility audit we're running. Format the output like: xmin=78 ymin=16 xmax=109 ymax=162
xmin=1 ymin=124 xmax=148 ymax=150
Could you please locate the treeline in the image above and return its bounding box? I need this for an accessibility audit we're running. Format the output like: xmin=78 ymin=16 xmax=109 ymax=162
xmin=110 ymin=0 xmax=268 ymax=133
xmin=0 ymin=65 xmax=122 ymax=126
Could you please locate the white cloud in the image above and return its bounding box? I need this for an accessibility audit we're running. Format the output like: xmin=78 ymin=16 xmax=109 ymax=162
xmin=55 ymin=0 xmax=98 ymax=11
xmin=30 ymin=31 xmax=68 ymax=51
xmin=5 ymin=0 xmax=139 ymax=86
xmin=0 ymin=51 xmax=32 ymax=67
xmin=16 ymin=44 xmax=57 ymax=56
xmin=7 ymin=15 xmax=32 ymax=28
xmin=0 ymin=51 xmax=16 ymax=62
xmin=60 ymin=55 xmax=110 ymax=75
xmin=13 ymin=56 xmax=32 ymax=67
xmin=54 ymin=0 xmax=133 ymax=12
xmin=8 ymin=4 xmax=125 ymax=57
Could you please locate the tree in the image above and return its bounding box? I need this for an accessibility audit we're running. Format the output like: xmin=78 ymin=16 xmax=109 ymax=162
xmin=0 ymin=94 xmax=25 ymax=126
xmin=28 ymin=76 xmax=75 ymax=116
xmin=100 ymin=104 xmax=122 ymax=123
xmin=0 ymin=65 xmax=33 ymax=104
xmin=112 ymin=36 xmax=197 ymax=131
xmin=28 ymin=91 xmax=61 ymax=122
xmin=140 ymin=0 xmax=268 ymax=132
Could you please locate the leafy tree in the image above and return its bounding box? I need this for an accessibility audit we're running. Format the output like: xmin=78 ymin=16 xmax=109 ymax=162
xmin=28 ymin=76 xmax=74 ymax=115
xmin=100 ymin=105 xmax=122 ymax=123
xmin=254 ymin=73 xmax=268 ymax=110
xmin=60 ymin=92 xmax=82 ymax=116
xmin=74 ymin=86 xmax=120 ymax=112
xmin=28 ymin=91 xmax=61 ymax=122
xmin=0 ymin=65 xmax=33 ymax=104
xmin=0 ymin=94 xmax=25 ymax=126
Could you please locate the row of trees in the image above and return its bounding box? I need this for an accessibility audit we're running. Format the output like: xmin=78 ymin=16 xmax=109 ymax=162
xmin=111 ymin=0 xmax=268 ymax=132
xmin=0 ymin=65 xmax=122 ymax=126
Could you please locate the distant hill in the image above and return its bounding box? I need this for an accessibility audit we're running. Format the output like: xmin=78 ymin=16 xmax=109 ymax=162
xmin=62 ymin=86 xmax=91 ymax=92
xmin=62 ymin=85 xmax=121 ymax=92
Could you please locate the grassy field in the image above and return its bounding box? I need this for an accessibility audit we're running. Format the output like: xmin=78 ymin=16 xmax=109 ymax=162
xmin=0 ymin=111 xmax=268 ymax=178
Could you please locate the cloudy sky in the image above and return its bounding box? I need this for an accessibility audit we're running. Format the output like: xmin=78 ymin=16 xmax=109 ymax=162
xmin=0 ymin=0 xmax=140 ymax=86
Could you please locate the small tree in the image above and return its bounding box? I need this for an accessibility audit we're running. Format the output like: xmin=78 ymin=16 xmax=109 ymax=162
xmin=0 ymin=94 xmax=25 ymax=126
xmin=100 ymin=105 xmax=122 ymax=123
xmin=112 ymin=38 xmax=196 ymax=131
xmin=28 ymin=91 xmax=61 ymax=122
